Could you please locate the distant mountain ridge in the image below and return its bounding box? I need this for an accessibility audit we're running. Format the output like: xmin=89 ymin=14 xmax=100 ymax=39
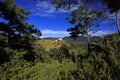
xmin=41 ymin=36 xmax=101 ymax=49
xmin=42 ymin=36 xmax=101 ymax=43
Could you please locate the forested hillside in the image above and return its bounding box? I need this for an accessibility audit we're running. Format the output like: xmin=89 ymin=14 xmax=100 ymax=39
xmin=0 ymin=0 xmax=120 ymax=80
xmin=1 ymin=31 xmax=120 ymax=80
xmin=64 ymin=36 xmax=102 ymax=48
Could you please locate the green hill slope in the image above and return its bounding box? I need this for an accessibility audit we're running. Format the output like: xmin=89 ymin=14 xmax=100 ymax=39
xmin=35 ymin=39 xmax=68 ymax=51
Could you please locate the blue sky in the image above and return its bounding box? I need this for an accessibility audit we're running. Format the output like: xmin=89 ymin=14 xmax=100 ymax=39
xmin=14 ymin=0 xmax=116 ymax=38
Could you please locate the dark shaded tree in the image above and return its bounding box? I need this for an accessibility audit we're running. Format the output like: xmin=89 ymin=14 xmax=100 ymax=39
xmin=0 ymin=0 xmax=41 ymax=62
xmin=0 ymin=0 xmax=41 ymax=50
xmin=102 ymin=0 xmax=120 ymax=34
xmin=67 ymin=4 xmax=104 ymax=53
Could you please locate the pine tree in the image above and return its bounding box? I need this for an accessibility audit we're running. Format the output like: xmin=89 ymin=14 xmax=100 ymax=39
xmin=0 ymin=0 xmax=41 ymax=51
xmin=67 ymin=4 xmax=104 ymax=53
xmin=102 ymin=0 xmax=120 ymax=34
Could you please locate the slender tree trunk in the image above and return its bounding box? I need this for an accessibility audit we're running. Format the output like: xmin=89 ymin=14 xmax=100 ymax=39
xmin=115 ymin=11 xmax=120 ymax=35
xmin=86 ymin=26 xmax=90 ymax=53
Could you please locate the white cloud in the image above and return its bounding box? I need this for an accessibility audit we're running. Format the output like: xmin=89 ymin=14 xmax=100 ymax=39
xmin=90 ymin=30 xmax=114 ymax=36
xmin=42 ymin=30 xmax=68 ymax=34
xmin=30 ymin=0 xmax=79 ymax=17
xmin=41 ymin=29 xmax=114 ymax=38
xmin=41 ymin=30 xmax=69 ymax=38
xmin=30 ymin=0 xmax=70 ymax=17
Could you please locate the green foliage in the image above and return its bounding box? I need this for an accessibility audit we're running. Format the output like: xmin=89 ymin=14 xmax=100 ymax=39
xmin=0 ymin=48 xmax=77 ymax=80
xmin=67 ymin=4 xmax=105 ymax=53
xmin=0 ymin=0 xmax=120 ymax=80
xmin=0 ymin=48 xmax=31 ymax=80
xmin=0 ymin=0 xmax=41 ymax=50
xmin=0 ymin=33 xmax=120 ymax=80
xmin=49 ymin=43 xmax=83 ymax=63
xmin=33 ymin=42 xmax=51 ymax=62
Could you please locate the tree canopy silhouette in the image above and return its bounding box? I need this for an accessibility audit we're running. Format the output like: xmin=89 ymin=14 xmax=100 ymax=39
xmin=102 ymin=0 xmax=120 ymax=34
xmin=67 ymin=4 xmax=104 ymax=52
xmin=0 ymin=0 xmax=41 ymax=50
xmin=51 ymin=0 xmax=120 ymax=34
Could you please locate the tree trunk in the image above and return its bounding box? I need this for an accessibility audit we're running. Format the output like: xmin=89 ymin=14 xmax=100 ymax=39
xmin=115 ymin=11 xmax=120 ymax=35
xmin=86 ymin=26 xmax=90 ymax=53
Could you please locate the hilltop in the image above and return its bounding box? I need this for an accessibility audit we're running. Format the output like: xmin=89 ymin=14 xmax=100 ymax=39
xmin=35 ymin=38 xmax=69 ymax=51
